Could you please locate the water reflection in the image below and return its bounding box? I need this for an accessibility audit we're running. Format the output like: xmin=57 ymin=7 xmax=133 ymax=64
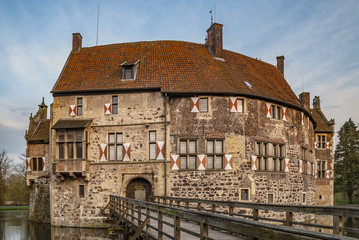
xmin=0 ymin=210 xmax=130 ymax=240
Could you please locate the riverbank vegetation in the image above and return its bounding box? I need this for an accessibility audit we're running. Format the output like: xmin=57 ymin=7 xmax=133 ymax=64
xmin=0 ymin=149 xmax=29 ymax=206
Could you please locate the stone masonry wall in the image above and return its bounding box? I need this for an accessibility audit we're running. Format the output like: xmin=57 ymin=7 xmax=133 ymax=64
xmin=51 ymin=91 xmax=168 ymax=227
xmin=169 ymin=96 xmax=316 ymax=206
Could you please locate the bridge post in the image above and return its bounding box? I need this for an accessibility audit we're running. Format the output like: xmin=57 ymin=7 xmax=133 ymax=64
xmin=253 ymin=208 xmax=259 ymax=221
xmin=146 ymin=208 xmax=150 ymax=234
xmin=174 ymin=216 xmax=180 ymax=239
xmin=212 ymin=204 xmax=216 ymax=213
xmin=285 ymin=212 xmax=293 ymax=226
xmin=200 ymin=222 xmax=209 ymax=240
xmin=131 ymin=203 xmax=135 ymax=222
xmin=186 ymin=201 xmax=189 ymax=209
xmin=197 ymin=203 xmax=201 ymax=211
xmin=158 ymin=211 xmax=163 ymax=240
xmin=177 ymin=200 xmax=181 ymax=208
xmin=138 ymin=205 xmax=142 ymax=226
xmin=229 ymin=206 xmax=234 ymax=216
xmin=333 ymin=215 xmax=343 ymax=235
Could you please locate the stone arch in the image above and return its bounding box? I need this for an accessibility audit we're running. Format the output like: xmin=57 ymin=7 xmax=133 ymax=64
xmin=126 ymin=178 xmax=152 ymax=201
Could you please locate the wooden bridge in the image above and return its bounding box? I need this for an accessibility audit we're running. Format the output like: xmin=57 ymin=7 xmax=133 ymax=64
xmin=106 ymin=195 xmax=359 ymax=240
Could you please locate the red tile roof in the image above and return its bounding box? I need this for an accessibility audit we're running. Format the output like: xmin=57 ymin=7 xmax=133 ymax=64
xmin=310 ymin=108 xmax=333 ymax=132
xmin=52 ymin=41 xmax=302 ymax=108
xmin=28 ymin=120 xmax=50 ymax=143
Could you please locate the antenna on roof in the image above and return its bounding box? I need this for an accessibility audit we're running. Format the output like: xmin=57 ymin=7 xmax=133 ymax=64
xmin=96 ymin=4 xmax=100 ymax=46
xmin=209 ymin=10 xmax=213 ymax=25
xmin=302 ymin=72 xmax=304 ymax=92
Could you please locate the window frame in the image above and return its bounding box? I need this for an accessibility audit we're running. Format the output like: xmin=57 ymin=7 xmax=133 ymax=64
xmin=79 ymin=185 xmax=85 ymax=198
xmin=199 ymin=97 xmax=208 ymax=112
xmin=112 ymin=95 xmax=118 ymax=114
xmin=179 ymin=139 xmax=197 ymax=170
xmin=206 ymin=139 xmax=224 ymax=170
xmin=269 ymin=104 xmax=283 ymax=120
xmin=317 ymin=160 xmax=326 ymax=178
xmin=108 ymin=132 xmax=123 ymax=161
xmin=77 ymin=97 xmax=83 ymax=116
xmin=56 ymin=129 xmax=88 ymax=160
xmin=149 ymin=131 xmax=157 ymax=160
xmin=240 ymin=188 xmax=250 ymax=201
xmin=255 ymin=141 xmax=285 ymax=172
xmin=123 ymin=66 xmax=134 ymax=80
xmin=317 ymin=134 xmax=327 ymax=149
xmin=31 ymin=157 xmax=44 ymax=171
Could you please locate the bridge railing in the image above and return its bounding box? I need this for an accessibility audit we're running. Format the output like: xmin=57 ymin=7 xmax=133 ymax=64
xmin=149 ymin=195 xmax=359 ymax=236
xmin=109 ymin=195 xmax=356 ymax=240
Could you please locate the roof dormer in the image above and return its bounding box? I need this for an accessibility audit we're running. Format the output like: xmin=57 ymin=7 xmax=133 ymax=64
xmin=121 ymin=60 xmax=140 ymax=81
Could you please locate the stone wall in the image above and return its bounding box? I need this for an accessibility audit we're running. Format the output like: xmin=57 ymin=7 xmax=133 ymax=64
xmin=28 ymin=176 xmax=51 ymax=223
xmin=51 ymin=91 xmax=169 ymax=227
xmin=169 ymin=96 xmax=316 ymax=205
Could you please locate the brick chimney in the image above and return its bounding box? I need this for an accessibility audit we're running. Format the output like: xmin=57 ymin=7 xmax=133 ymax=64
xmin=299 ymin=92 xmax=310 ymax=111
xmin=313 ymin=96 xmax=321 ymax=109
xmin=72 ymin=33 xmax=82 ymax=52
xmin=206 ymin=23 xmax=223 ymax=58
xmin=276 ymin=56 xmax=285 ymax=76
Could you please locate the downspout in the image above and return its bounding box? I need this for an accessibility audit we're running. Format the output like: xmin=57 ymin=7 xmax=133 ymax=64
xmin=164 ymin=93 xmax=168 ymax=196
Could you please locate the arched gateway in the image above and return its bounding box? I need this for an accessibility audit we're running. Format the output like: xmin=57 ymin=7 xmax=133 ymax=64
xmin=126 ymin=178 xmax=152 ymax=201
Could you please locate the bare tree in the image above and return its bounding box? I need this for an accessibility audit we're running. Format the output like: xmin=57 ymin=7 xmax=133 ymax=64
xmin=0 ymin=149 xmax=12 ymax=204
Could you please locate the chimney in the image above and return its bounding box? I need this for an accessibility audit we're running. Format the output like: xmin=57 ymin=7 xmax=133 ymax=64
xmin=313 ymin=96 xmax=321 ymax=109
xmin=206 ymin=23 xmax=223 ymax=58
xmin=276 ymin=56 xmax=285 ymax=76
xmin=72 ymin=33 xmax=82 ymax=52
xmin=299 ymin=92 xmax=310 ymax=111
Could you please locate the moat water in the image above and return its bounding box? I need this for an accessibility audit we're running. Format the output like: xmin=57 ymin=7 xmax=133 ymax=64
xmin=0 ymin=210 xmax=130 ymax=240
xmin=1 ymin=210 xmax=359 ymax=239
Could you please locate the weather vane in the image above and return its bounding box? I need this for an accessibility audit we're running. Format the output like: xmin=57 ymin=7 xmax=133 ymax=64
xmin=209 ymin=10 xmax=213 ymax=25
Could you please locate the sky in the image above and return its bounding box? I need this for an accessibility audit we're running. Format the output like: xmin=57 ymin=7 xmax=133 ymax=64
xmin=0 ymin=0 xmax=358 ymax=163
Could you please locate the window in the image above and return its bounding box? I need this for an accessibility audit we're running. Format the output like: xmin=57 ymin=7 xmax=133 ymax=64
xmin=31 ymin=157 xmax=43 ymax=171
xmin=317 ymin=134 xmax=326 ymax=148
xmin=108 ymin=133 xmax=123 ymax=161
xmin=112 ymin=96 xmax=118 ymax=114
xmin=179 ymin=139 xmax=197 ymax=169
xmin=79 ymin=185 xmax=85 ymax=198
xmin=124 ymin=67 xmax=133 ymax=80
xmin=57 ymin=129 xmax=88 ymax=160
xmin=237 ymin=99 xmax=244 ymax=113
xmin=268 ymin=194 xmax=274 ymax=204
xmin=269 ymin=104 xmax=283 ymax=120
xmin=199 ymin=98 xmax=208 ymax=112
xmin=77 ymin=98 xmax=83 ymax=116
xmin=255 ymin=142 xmax=285 ymax=171
xmin=303 ymin=193 xmax=306 ymax=204
xmin=149 ymin=131 xmax=157 ymax=160
xmin=317 ymin=160 xmax=326 ymax=178
xmin=206 ymin=139 xmax=224 ymax=169
xmin=319 ymin=195 xmax=323 ymax=200
xmin=240 ymin=189 xmax=249 ymax=201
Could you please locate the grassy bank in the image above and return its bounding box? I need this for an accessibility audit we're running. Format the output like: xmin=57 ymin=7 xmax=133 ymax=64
xmin=0 ymin=206 xmax=29 ymax=211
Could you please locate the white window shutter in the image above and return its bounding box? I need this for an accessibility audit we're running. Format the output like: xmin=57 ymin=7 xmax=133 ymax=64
xmin=69 ymin=105 xmax=76 ymax=117
xmin=171 ymin=155 xmax=180 ymax=170
xmin=299 ymin=160 xmax=303 ymax=173
xmin=224 ymin=155 xmax=233 ymax=170
xmin=99 ymin=144 xmax=107 ymax=161
xmin=251 ymin=155 xmax=258 ymax=170
xmin=230 ymin=97 xmax=237 ymax=112
xmin=104 ymin=103 xmax=112 ymax=115
xmin=156 ymin=141 xmax=165 ymax=160
xmin=42 ymin=157 xmax=46 ymax=171
xmin=265 ymin=103 xmax=271 ymax=118
xmin=190 ymin=97 xmax=199 ymax=112
xmin=197 ymin=155 xmax=206 ymax=170
xmin=26 ymin=158 xmax=31 ymax=172
xmin=123 ymin=143 xmax=131 ymax=161
xmin=307 ymin=161 xmax=311 ymax=175
xmin=301 ymin=112 xmax=304 ymax=125
xmin=282 ymin=107 xmax=287 ymax=121
xmin=284 ymin=158 xmax=290 ymax=172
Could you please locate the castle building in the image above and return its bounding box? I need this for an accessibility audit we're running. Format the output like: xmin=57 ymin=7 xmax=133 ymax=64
xmin=25 ymin=23 xmax=333 ymax=227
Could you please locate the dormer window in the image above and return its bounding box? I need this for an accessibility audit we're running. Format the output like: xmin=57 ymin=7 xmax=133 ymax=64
xmin=121 ymin=60 xmax=140 ymax=81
